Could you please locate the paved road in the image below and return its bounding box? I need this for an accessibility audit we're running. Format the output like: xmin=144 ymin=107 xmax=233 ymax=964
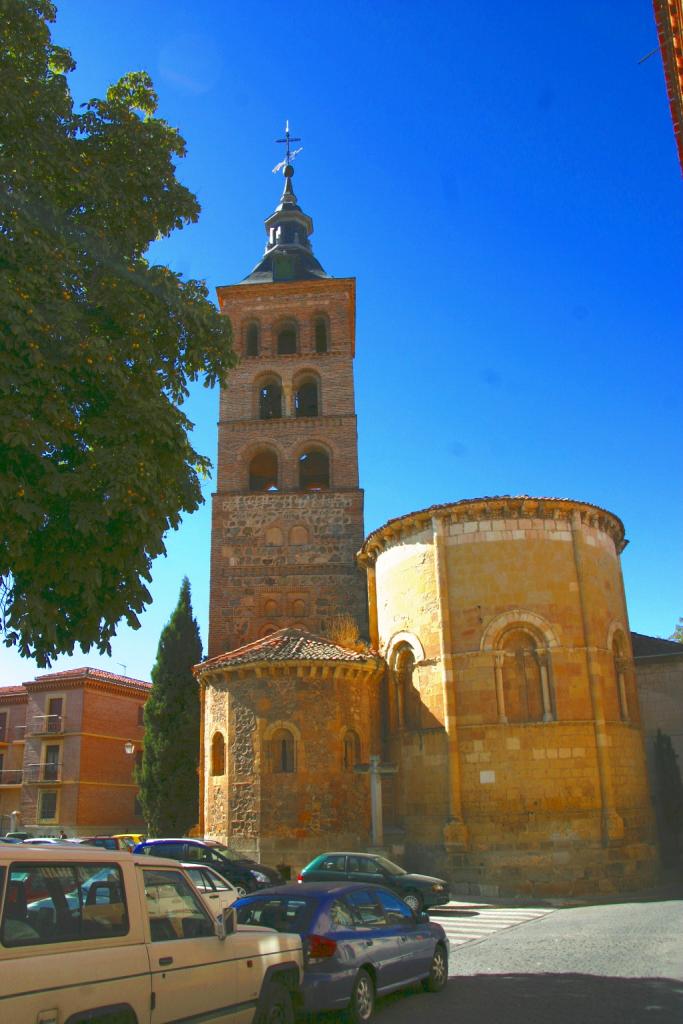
xmin=311 ymin=895 xmax=683 ymax=1024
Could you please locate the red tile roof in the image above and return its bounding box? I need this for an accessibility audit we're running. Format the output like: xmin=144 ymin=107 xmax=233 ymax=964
xmin=197 ymin=628 xmax=378 ymax=671
xmin=654 ymin=0 xmax=683 ymax=173
xmin=27 ymin=667 xmax=151 ymax=690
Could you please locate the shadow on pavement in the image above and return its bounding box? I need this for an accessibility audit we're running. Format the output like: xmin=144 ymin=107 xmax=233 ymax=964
xmin=306 ymin=973 xmax=683 ymax=1024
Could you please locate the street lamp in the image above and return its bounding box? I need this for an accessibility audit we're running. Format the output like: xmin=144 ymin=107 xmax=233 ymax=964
xmin=124 ymin=742 xmax=135 ymax=756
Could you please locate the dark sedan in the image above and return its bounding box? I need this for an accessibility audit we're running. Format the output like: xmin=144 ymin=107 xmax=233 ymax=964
xmin=298 ymin=852 xmax=450 ymax=912
xmin=235 ymin=882 xmax=449 ymax=1021
xmin=133 ymin=837 xmax=282 ymax=895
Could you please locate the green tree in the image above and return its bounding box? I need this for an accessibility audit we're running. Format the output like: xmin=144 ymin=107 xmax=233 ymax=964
xmin=0 ymin=1 xmax=235 ymax=665
xmin=670 ymin=618 xmax=683 ymax=643
xmin=138 ymin=577 xmax=202 ymax=836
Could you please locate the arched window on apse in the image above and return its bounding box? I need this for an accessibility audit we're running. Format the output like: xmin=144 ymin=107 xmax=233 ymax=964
xmin=211 ymin=734 xmax=225 ymax=777
xmin=612 ymin=631 xmax=629 ymax=721
xmin=299 ymin=448 xmax=329 ymax=491
xmin=291 ymin=598 xmax=306 ymax=617
xmin=277 ymin=323 xmax=298 ymax=355
xmin=314 ymin=317 xmax=329 ymax=353
xmin=245 ymin=322 xmax=259 ymax=357
xmin=500 ymin=629 xmax=548 ymax=723
xmin=289 ymin=525 xmax=309 ymax=545
xmin=294 ymin=377 xmax=320 ymax=417
xmin=265 ymin=526 xmax=283 ymax=546
xmin=249 ymin=450 xmax=279 ymax=492
xmin=342 ymin=730 xmax=361 ymax=769
xmin=270 ymin=728 xmax=296 ymax=773
xmin=394 ymin=645 xmax=420 ymax=729
xmin=259 ymin=379 xmax=282 ymax=419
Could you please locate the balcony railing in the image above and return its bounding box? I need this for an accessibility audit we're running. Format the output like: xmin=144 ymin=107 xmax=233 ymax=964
xmin=32 ymin=714 xmax=63 ymax=735
xmin=13 ymin=724 xmax=26 ymax=740
xmin=25 ymin=762 xmax=63 ymax=783
xmin=0 ymin=769 xmax=23 ymax=785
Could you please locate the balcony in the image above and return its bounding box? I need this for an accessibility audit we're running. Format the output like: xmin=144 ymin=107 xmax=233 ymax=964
xmin=0 ymin=769 xmax=23 ymax=786
xmin=25 ymin=762 xmax=63 ymax=783
xmin=31 ymin=714 xmax=63 ymax=735
xmin=13 ymin=724 xmax=26 ymax=741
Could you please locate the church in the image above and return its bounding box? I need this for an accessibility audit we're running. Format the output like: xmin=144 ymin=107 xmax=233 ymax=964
xmin=195 ymin=145 xmax=657 ymax=897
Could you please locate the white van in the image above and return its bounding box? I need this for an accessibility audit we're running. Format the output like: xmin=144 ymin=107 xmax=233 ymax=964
xmin=0 ymin=843 xmax=302 ymax=1023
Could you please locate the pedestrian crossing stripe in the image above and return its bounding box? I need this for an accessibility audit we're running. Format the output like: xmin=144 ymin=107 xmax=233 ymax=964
xmin=429 ymin=904 xmax=555 ymax=949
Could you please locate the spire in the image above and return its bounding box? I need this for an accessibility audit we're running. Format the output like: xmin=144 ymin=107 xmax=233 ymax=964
xmin=242 ymin=123 xmax=329 ymax=284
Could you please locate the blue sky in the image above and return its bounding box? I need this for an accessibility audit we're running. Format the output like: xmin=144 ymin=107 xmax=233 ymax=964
xmin=1 ymin=0 xmax=681 ymax=686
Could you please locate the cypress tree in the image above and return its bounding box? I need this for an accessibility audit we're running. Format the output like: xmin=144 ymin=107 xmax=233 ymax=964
xmin=137 ymin=577 xmax=202 ymax=836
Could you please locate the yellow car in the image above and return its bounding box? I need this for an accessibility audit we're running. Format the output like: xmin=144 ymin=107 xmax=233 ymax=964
xmin=112 ymin=833 xmax=146 ymax=850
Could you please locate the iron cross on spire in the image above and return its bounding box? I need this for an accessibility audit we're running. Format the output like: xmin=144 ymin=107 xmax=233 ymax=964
xmin=272 ymin=120 xmax=303 ymax=173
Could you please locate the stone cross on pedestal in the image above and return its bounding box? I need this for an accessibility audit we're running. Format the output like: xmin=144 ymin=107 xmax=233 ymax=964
xmin=353 ymin=754 xmax=398 ymax=847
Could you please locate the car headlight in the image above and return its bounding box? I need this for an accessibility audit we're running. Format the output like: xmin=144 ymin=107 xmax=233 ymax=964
xmin=250 ymin=870 xmax=269 ymax=884
xmin=432 ymin=884 xmax=445 ymax=892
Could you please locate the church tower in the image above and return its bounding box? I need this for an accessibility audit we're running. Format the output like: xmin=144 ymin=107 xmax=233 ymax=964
xmin=208 ymin=141 xmax=368 ymax=656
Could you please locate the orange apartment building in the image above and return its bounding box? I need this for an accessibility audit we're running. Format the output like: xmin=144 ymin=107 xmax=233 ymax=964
xmin=0 ymin=668 xmax=150 ymax=835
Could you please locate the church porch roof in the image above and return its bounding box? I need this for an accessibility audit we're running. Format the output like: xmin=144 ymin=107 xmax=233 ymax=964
xmin=196 ymin=627 xmax=380 ymax=674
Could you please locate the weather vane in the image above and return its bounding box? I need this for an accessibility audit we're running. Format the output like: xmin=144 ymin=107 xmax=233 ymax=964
xmin=272 ymin=120 xmax=303 ymax=174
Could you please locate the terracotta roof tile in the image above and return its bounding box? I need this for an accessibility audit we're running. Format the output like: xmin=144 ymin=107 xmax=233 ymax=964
xmin=198 ymin=628 xmax=378 ymax=672
xmin=27 ymin=667 xmax=151 ymax=690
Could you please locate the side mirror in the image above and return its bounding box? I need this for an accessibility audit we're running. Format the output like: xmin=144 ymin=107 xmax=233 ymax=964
xmin=418 ymin=910 xmax=429 ymax=923
xmin=216 ymin=906 xmax=236 ymax=940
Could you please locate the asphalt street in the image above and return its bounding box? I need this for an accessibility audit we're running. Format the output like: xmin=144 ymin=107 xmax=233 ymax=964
xmin=311 ymin=894 xmax=683 ymax=1024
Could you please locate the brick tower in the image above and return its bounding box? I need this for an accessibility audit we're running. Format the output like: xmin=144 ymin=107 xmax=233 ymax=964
xmin=208 ymin=153 xmax=368 ymax=656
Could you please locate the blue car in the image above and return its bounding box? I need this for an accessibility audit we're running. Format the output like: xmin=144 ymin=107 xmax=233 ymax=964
xmin=234 ymin=882 xmax=449 ymax=1022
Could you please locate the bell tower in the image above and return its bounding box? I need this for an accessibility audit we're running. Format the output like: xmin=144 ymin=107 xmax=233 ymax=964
xmin=208 ymin=137 xmax=368 ymax=656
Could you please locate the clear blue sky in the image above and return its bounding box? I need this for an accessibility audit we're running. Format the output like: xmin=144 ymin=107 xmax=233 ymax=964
xmin=1 ymin=0 xmax=681 ymax=686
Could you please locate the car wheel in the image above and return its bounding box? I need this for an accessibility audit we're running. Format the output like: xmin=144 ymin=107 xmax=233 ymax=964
xmin=347 ymin=968 xmax=375 ymax=1023
xmin=256 ymin=982 xmax=294 ymax=1024
xmin=423 ymin=943 xmax=448 ymax=993
xmin=403 ymin=890 xmax=422 ymax=914
xmin=234 ymin=884 xmax=248 ymax=898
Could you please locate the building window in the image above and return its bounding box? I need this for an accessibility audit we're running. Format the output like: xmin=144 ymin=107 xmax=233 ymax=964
xmin=134 ymin=794 xmax=143 ymax=817
xmin=500 ymin=629 xmax=548 ymax=723
xmin=314 ymin=317 xmax=329 ymax=353
xmin=39 ymin=791 xmax=57 ymax=820
xmin=612 ymin=632 xmax=629 ymax=722
xmin=43 ymin=744 xmax=60 ymax=782
xmin=270 ymin=728 xmax=295 ymax=773
xmin=259 ymin=379 xmax=283 ymax=419
xmin=0 ymin=712 xmax=6 ymax=743
xmin=298 ymin=448 xmax=330 ymax=491
xmin=294 ymin=377 xmax=320 ymax=417
xmin=277 ymin=324 xmax=298 ymax=355
xmin=137 ymin=705 xmax=144 ymax=726
xmin=342 ymin=730 xmax=360 ymax=769
xmin=211 ymin=734 xmax=225 ymax=777
xmin=47 ymin=697 xmax=63 ymax=732
xmin=249 ymin=449 xmax=279 ymax=491
xmin=394 ymin=646 xmax=420 ymax=729
xmin=245 ymin=322 xmax=259 ymax=357
xmin=289 ymin=525 xmax=309 ymax=545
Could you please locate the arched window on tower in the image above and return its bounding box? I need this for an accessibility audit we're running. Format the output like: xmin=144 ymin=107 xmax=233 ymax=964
xmin=259 ymin=378 xmax=283 ymax=419
xmin=245 ymin=322 xmax=259 ymax=357
xmin=314 ymin=317 xmax=329 ymax=353
xmin=277 ymin=323 xmax=298 ymax=355
xmin=500 ymin=629 xmax=545 ymax=723
xmin=342 ymin=730 xmax=361 ymax=769
xmin=270 ymin=728 xmax=296 ymax=773
xmin=395 ymin=645 xmax=420 ymax=729
xmin=249 ymin=449 xmax=279 ymax=492
xmin=294 ymin=376 xmax=320 ymax=417
xmin=211 ymin=734 xmax=225 ymax=777
xmin=298 ymin=448 xmax=329 ymax=491
xmin=612 ymin=631 xmax=629 ymax=721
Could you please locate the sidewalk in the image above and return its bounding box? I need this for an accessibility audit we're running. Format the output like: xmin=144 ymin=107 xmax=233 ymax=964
xmin=448 ymin=869 xmax=683 ymax=910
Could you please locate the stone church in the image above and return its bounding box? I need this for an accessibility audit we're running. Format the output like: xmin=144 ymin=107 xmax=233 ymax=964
xmin=195 ymin=157 xmax=657 ymax=896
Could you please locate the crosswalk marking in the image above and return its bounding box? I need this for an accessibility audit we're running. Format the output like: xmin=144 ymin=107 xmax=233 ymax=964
xmin=429 ymin=903 xmax=555 ymax=950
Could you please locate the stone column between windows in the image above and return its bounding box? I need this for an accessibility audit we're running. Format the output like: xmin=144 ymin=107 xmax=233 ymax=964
xmin=283 ymin=383 xmax=293 ymax=417
xmin=539 ymin=654 xmax=553 ymax=722
xmin=493 ymin=652 xmax=508 ymax=723
xmin=570 ymin=510 xmax=623 ymax=844
xmin=432 ymin=515 xmax=468 ymax=850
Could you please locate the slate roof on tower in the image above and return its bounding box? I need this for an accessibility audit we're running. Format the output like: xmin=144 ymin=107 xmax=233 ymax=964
xmin=243 ymin=165 xmax=330 ymax=284
xmin=196 ymin=627 xmax=378 ymax=671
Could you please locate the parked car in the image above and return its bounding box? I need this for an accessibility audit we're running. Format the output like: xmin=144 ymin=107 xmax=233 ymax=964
xmin=182 ymin=862 xmax=239 ymax=915
xmin=2 ymin=832 xmax=30 ymax=842
xmin=112 ymin=832 xmax=145 ymax=850
xmin=298 ymin=852 xmax=450 ymax=913
xmin=235 ymin=881 xmax=449 ymax=1021
xmin=134 ymin=838 xmax=282 ymax=895
xmin=0 ymin=842 xmax=303 ymax=1022
xmin=71 ymin=835 xmax=130 ymax=851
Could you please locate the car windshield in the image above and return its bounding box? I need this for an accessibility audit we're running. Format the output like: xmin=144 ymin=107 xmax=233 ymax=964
xmin=235 ymin=896 xmax=316 ymax=934
xmin=206 ymin=842 xmax=243 ymax=863
xmin=373 ymin=856 xmax=406 ymax=876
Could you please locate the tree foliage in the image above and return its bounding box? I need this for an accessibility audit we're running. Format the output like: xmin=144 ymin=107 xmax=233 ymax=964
xmin=0 ymin=1 xmax=235 ymax=665
xmin=670 ymin=618 xmax=683 ymax=644
xmin=137 ymin=577 xmax=202 ymax=836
